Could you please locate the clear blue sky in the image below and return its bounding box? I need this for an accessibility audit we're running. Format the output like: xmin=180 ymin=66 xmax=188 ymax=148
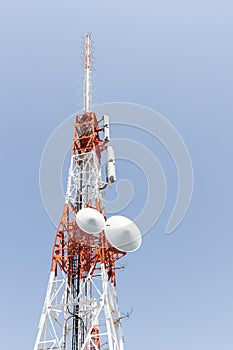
xmin=0 ymin=0 xmax=233 ymax=349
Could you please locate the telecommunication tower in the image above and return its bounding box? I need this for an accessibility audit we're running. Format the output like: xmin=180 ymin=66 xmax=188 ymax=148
xmin=34 ymin=34 xmax=142 ymax=350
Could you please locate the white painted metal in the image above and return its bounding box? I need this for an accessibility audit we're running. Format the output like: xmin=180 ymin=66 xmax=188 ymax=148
xmin=34 ymin=265 xmax=124 ymax=350
xmin=68 ymin=151 xmax=104 ymax=210
xmin=84 ymin=67 xmax=91 ymax=112
xmin=106 ymin=146 xmax=116 ymax=183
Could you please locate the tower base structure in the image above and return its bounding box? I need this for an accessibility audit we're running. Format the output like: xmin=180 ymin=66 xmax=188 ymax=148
xmin=34 ymin=264 xmax=124 ymax=350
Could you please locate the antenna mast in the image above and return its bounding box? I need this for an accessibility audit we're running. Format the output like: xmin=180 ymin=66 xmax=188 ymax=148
xmin=84 ymin=34 xmax=92 ymax=112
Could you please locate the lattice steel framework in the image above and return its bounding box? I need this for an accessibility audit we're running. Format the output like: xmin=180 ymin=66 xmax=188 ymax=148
xmin=34 ymin=35 xmax=126 ymax=350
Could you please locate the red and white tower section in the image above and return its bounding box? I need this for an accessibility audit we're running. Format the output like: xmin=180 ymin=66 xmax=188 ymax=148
xmin=34 ymin=34 xmax=142 ymax=350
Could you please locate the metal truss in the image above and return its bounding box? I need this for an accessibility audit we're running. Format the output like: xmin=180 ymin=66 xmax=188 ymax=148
xmin=35 ymin=34 xmax=125 ymax=350
xmin=66 ymin=151 xmax=104 ymax=210
xmin=34 ymin=264 xmax=124 ymax=350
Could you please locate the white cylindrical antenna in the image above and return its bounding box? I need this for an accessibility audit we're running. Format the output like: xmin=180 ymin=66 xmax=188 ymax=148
xmin=107 ymin=145 xmax=115 ymax=162
xmin=104 ymin=115 xmax=110 ymax=141
xmin=106 ymin=145 xmax=116 ymax=183
xmin=84 ymin=34 xmax=92 ymax=112
xmin=107 ymin=162 xmax=116 ymax=183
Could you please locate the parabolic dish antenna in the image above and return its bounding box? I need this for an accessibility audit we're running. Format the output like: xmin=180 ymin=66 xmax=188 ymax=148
xmin=76 ymin=207 xmax=106 ymax=235
xmin=104 ymin=215 xmax=142 ymax=253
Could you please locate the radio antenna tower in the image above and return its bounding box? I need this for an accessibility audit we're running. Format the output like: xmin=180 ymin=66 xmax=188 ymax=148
xmin=34 ymin=34 xmax=142 ymax=350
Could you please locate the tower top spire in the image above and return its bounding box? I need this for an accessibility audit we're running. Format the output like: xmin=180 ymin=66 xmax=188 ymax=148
xmin=84 ymin=34 xmax=92 ymax=112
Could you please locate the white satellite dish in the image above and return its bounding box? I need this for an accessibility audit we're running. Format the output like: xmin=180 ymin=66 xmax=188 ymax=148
xmin=104 ymin=215 xmax=142 ymax=253
xmin=76 ymin=208 xmax=106 ymax=235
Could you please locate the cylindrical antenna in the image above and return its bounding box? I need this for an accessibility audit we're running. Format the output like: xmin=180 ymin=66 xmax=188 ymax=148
xmin=84 ymin=34 xmax=92 ymax=112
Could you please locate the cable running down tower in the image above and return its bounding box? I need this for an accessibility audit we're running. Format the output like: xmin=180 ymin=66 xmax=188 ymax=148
xmin=34 ymin=34 xmax=142 ymax=350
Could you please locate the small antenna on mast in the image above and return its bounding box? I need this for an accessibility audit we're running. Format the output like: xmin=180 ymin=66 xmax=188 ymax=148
xmin=84 ymin=34 xmax=92 ymax=112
